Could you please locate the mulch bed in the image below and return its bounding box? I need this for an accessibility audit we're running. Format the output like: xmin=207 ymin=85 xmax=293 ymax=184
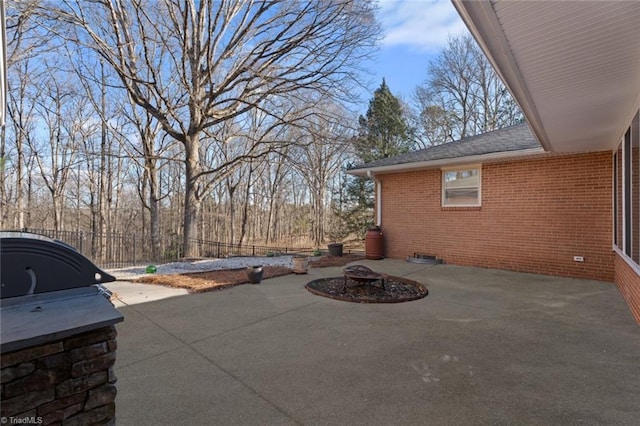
xmin=131 ymin=254 xmax=366 ymax=293
xmin=309 ymin=253 xmax=366 ymax=268
xmin=133 ymin=266 xmax=293 ymax=293
xmin=305 ymin=275 xmax=428 ymax=303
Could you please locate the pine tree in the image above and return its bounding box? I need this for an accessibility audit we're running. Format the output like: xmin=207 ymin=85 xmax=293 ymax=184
xmin=355 ymin=79 xmax=412 ymax=162
xmin=338 ymin=80 xmax=411 ymax=236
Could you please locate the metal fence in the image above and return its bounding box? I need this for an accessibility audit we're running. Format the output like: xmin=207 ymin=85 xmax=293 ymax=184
xmin=192 ymin=240 xmax=318 ymax=259
xmin=3 ymin=228 xmax=331 ymax=270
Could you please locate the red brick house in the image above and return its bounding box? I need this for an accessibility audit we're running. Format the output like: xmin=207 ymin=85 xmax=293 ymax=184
xmin=350 ymin=1 xmax=640 ymax=324
xmin=349 ymin=124 xmax=615 ymax=281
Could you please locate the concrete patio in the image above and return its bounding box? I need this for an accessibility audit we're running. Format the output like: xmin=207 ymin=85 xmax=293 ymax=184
xmin=111 ymin=260 xmax=640 ymax=425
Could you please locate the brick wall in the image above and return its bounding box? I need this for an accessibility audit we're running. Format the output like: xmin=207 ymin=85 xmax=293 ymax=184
xmin=1 ymin=326 xmax=118 ymax=425
xmin=379 ymin=152 xmax=614 ymax=281
xmin=614 ymin=252 xmax=640 ymax=324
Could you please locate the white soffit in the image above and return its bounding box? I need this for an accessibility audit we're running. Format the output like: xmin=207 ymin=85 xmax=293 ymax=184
xmin=453 ymin=0 xmax=640 ymax=153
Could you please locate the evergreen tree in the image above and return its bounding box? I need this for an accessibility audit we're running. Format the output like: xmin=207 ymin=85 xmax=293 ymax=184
xmin=355 ymin=79 xmax=412 ymax=162
xmin=338 ymin=80 xmax=411 ymax=236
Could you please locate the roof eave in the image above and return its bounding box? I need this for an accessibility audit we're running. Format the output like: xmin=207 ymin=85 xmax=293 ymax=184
xmin=452 ymin=0 xmax=640 ymax=153
xmin=346 ymin=147 xmax=545 ymax=177
xmin=451 ymin=0 xmax=553 ymax=152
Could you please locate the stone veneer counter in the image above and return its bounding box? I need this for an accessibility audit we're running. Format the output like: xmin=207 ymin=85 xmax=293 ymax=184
xmin=1 ymin=286 xmax=123 ymax=425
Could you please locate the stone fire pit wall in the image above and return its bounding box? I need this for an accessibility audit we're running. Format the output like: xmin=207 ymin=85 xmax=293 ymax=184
xmin=1 ymin=325 xmax=119 ymax=425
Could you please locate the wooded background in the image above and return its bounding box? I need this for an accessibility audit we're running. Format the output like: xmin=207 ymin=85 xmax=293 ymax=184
xmin=0 ymin=1 xmax=521 ymax=262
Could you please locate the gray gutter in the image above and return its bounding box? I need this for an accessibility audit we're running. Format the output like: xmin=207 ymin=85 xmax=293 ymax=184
xmin=347 ymin=147 xmax=546 ymax=177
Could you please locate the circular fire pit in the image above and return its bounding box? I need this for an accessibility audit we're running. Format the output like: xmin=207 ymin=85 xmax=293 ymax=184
xmin=342 ymin=264 xmax=385 ymax=292
xmin=305 ymin=275 xmax=428 ymax=303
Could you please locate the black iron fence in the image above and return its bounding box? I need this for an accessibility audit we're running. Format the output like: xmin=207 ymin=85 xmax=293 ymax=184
xmin=2 ymin=228 xmax=330 ymax=270
xmin=193 ymin=240 xmax=318 ymax=259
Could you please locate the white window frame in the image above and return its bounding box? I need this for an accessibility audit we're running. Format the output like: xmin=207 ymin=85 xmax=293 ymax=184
xmin=612 ymin=109 xmax=640 ymax=261
xmin=441 ymin=165 xmax=482 ymax=207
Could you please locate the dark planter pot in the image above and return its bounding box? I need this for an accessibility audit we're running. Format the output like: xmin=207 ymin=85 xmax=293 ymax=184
xmin=246 ymin=265 xmax=264 ymax=284
xmin=327 ymin=243 xmax=344 ymax=257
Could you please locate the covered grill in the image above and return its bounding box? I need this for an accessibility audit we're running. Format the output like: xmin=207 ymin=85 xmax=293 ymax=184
xmin=1 ymin=232 xmax=116 ymax=299
xmin=0 ymin=232 xmax=123 ymax=423
xmin=0 ymin=232 xmax=122 ymax=351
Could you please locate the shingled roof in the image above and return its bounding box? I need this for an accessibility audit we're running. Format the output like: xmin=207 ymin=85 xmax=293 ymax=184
xmin=348 ymin=123 xmax=543 ymax=176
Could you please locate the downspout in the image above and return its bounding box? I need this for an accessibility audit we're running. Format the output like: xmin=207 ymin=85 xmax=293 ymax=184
xmin=367 ymin=170 xmax=381 ymax=227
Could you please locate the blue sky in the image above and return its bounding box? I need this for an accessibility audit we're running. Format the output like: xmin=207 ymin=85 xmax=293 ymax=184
xmin=362 ymin=0 xmax=468 ymax=103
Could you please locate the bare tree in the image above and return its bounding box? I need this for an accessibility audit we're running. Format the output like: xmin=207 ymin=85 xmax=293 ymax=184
xmin=44 ymin=0 xmax=380 ymax=256
xmin=2 ymin=0 xmax=50 ymax=228
xmin=289 ymin=101 xmax=353 ymax=245
xmin=259 ymin=149 xmax=290 ymax=244
xmin=5 ymin=58 xmax=39 ymax=229
xmin=72 ymin=102 xmax=105 ymax=258
xmin=414 ymin=34 xmax=522 ymax=144
xmin=121 ymin=110 xmax=175 ymax=259
xmin=29 ymin=74 xmax=81 ymax=231
xmin=411 ymin=91 xmax=455 ymax=148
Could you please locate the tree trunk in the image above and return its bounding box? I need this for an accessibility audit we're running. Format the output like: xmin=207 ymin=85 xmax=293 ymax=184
xmin=90 ymin=193 xmax=99 ymax=259
xmin=226 ymin=178 xmax=236 ymax=246
xmin=317 ymin=184 xmax=325 ymax=245
xmin=52 ymin=193 xmax=62 ymax=231
xmin=238 ymin=163 xmax=253 ymax=247
xmin=97 ymin=66 xmax=108 ymax=261
xmin=15 ymin=133 xmax=24 ymax=229
xmin=26 ymin=165 xmax=33 ymax=229
xmin=265 ymin=194 xmax=275 ymax=244
xmin=183 ymin=136 xmax=201 ymax=258
xmin=148 ymin=165 xmax=161 ymax=261
xmin=75 ymin=172 xmax=81 ymax=231
xmin=0 ymin=126 xmax=6 ymax=229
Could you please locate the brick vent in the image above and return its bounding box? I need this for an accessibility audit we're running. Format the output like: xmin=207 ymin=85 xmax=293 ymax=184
xmin=1 ymin=326 xmax=117 ymax=425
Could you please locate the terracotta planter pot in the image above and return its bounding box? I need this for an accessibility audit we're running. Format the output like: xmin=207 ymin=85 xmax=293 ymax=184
xmin=292 ymin=256 xmax=309 ymax=274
